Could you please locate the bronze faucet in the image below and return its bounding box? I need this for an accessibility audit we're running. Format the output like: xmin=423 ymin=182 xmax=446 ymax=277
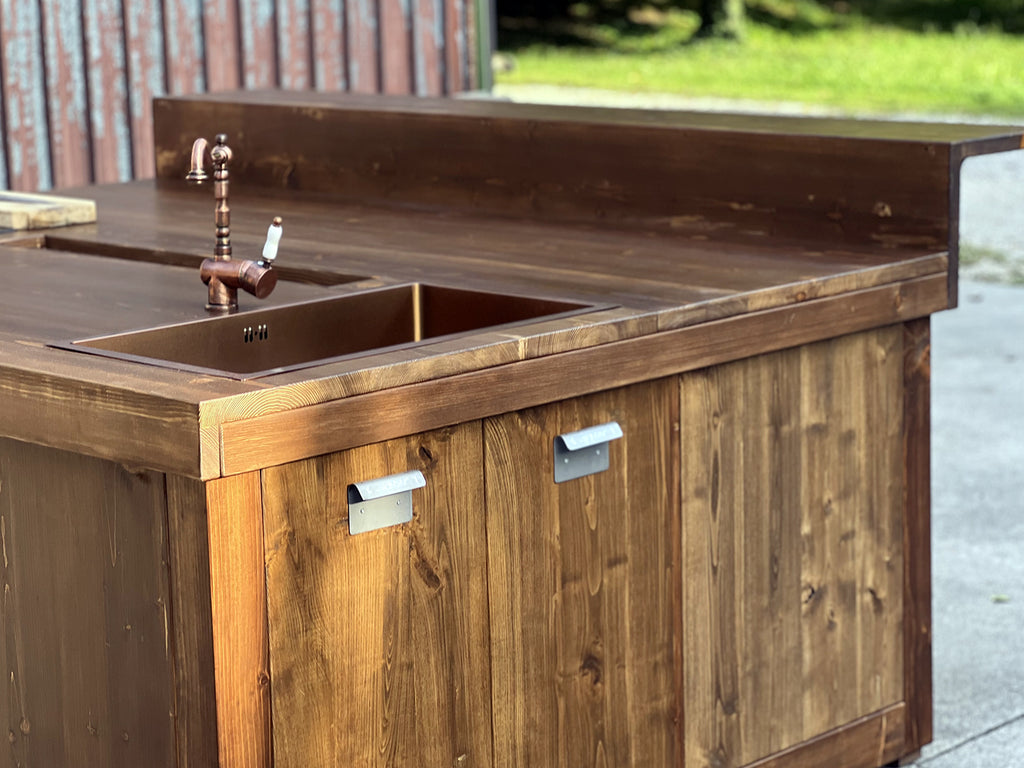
xmin=187 ymin=134 xmax=281 ymax=312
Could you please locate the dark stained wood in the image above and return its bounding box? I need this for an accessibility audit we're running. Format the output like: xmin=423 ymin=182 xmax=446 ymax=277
xmin=263 ymin=423 xmax=494 ymax=767
xmin=165 ymin=475 xmax=221 ymax=768
xmin=151 ymin=91 xmax=1023 ymax=271
xmin=745 ymin=704 xmax=906 ymax=768
xmin=205 ymin=472 xmax=272 ymax=768
xmin=0 ymin=439 xmax=176 ymax=767
xmin=681 ymin=328 xmax=905 ymax=767
xmin=0 ymin=362 xmax=204 ymax=477
xmin=218 ymin=275 xmax=947 ymax=476
xmin=902 ymin=318 xmax=933 ymax=752
xmin=485 ymin=380 xmax=679 ymax=765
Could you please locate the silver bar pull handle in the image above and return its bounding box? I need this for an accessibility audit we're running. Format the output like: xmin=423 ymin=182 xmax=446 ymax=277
xmin=347 ymin=469 xmax=425 ymax=535
xmin=553 ymin=421 xmax=623 ymax=483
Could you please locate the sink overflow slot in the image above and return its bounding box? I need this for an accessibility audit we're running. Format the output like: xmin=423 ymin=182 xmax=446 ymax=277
xmin=243 ymin=324 xmax=270 ymax=344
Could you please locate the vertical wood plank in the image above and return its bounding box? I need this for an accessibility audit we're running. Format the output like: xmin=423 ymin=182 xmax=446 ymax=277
xmin=123 ymin=0 xmax=166 ymax=178
xmin=163 ymin=0 xmax=206 ymax=94
xmin=379 ymin=0 xmax=413 ymax=94
xmin=412 ymin=0 xmax=444 ymax=94
xmin=443 ymin=0 xmax=465 ymax=92
xmin=239 ymin=0 xmax=278 ymax=88
xmin=0 ymin=439 xmax=176 ymax=767
xmin=682 ymin=329 xmax=906 ymax=768
xmin=0 ymin=0 xmax=52 ymax=190
xmin=346 ymin=0 xmax=380 ymax=92
xmin=902 ymin=318 xmax=933 ymax=751
xmin=206 ymin=472 xmax=272 ymax=768
xmin=276 ymin=0 xmax=312 ymax=89
xmin=310 ymin=0 xmax=347 ymax=90
xmin=486 ymin=380 xmax=680 ymax=767
xmin=263 ymin=423 xmax=493 ymax=768
xmin=83 ymin=0 xmax=133 ymax=183
xmin=166 ymin=475 xmax=221 ymax=768
xmin=39 ymin=0 xmax=91 ymax=188
xmin=204 ymin=0 xmax=243 ymax=91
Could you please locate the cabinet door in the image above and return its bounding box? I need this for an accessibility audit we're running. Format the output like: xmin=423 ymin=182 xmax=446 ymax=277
xmin=681 ymin=328 xmax=905 ymax=768
xmin=485 ymin=379 xmax=679 ymax=767
xmin=262 ymin=422 xmax=493 ymax=768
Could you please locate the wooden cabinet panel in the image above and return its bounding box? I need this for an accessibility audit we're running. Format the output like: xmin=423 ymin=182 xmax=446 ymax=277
xmin=0 ymin=439 xmax=176 ymax=768
xmin=261 ymin=423 xmax=493 ymax=768
xmin=485 ymin=379 xmax=680 ymax=767
xmin=681 ymin=327 xmax=906 ymax=768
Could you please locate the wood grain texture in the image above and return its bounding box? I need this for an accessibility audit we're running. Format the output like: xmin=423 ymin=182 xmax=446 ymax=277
xmin=0 ymin=363 xmax=203 ymax=478
xmin=0 ymin=0 xmax=52 ymax=191
xmin=151 ymin=91 xmax=1020 ymax=260
xmin=262 ymin=423 xmax=494 ymax=767
xmin=412 ymin=0 xmax=444 ymax=95
xmin=206 ymin=472 xmax=272 ymax=768
xmin=83 ymin=0 xmax=133 ymax=184
xmin=311 ymin=0 xmax=348 ymax=90
xmin=380 ymin=0 xmax=414 ymax=93
xmin=218 ymin=275 xmax=948 ymax=476
xmin=204 ymin=0 xmax=243 ymax=92
xmin=346 ymin=0 xmax=381 ymax=92
xmin=239 ymin=0 xmax=279 ymax=89
xmin=745 ymin=704 xmax=906 ymax=768
xmin=485 ymin=380 xmax=679 ymax=766
xmin=162 ymin=0 xmax=206 ymax=94
xmin=681 ymin=327 xmax=905 ymax=768
xmin=0 ymin=439 xmax=176 ymax=767
xmin=165 ymin=475 xmax=221 ymax=768
xmin=123 ymin=0 xmax=167 ymax=178
xmin=276 ymin=0 xmax=313 ymax=89
xmin=39 ymin=0 xmax=92 ymax=188
xmin=902 ymin=318 xmax=933 ymax=752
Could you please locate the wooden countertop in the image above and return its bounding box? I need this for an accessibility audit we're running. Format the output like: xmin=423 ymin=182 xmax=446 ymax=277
xmin=1 ymin=93 xmax=1019 ymax=479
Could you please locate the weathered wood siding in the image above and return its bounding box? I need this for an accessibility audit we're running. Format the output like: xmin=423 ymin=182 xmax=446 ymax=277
xmin=0 ymin=0 xmax=478 ymax=193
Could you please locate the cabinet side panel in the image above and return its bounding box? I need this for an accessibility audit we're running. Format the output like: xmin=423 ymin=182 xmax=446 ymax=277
xmin=486 ymin=378 xmax=680 ymax=767
xmin=165 ymin=475 xmax=220 ymax=768
xmin=682 ymin=327 xmax=906 ymax=768
xmin=0 ymin=438 xmax=176 ymax=768
xmin=262 ymin=422 xmax=493 ymax=768
xmin=902 ymin=318 xmax=933 ymax=751
xmin=205 ymin=472 xmax=272 ymax=768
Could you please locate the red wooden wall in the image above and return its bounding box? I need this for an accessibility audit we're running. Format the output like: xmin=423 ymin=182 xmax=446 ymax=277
xmin=0 ymin=0 xmax=479 ymax=193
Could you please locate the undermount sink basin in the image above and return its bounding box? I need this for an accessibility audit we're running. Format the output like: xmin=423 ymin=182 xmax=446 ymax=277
xmin=53 ymin=284 xmax=605 ymax=379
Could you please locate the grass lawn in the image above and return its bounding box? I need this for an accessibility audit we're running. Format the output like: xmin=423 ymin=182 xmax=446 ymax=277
xmin=496 ymin=15 xmax=1024 ymax=118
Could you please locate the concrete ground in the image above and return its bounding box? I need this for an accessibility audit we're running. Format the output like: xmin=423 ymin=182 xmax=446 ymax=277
xmin=489 ymin=85 xmax=1024 ymax=766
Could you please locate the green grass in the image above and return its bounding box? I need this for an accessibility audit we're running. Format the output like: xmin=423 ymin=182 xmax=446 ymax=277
xmin=496 ymin=16 xmax=1024 ymax=118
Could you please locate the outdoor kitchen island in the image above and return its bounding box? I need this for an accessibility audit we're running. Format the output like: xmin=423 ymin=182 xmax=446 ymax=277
xmin=1 ymin=92 xmax=1020 ymax=768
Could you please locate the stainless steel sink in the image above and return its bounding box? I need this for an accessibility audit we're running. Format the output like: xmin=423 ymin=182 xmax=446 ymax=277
xmin=53 ymin=284 xmax=604 ymax=379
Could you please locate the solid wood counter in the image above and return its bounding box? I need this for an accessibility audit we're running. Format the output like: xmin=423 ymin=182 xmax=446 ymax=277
xmin=0 ymin=181 xmax=948 ymax=479
xmin=0 ymin=93 xmax=1019 ymax=478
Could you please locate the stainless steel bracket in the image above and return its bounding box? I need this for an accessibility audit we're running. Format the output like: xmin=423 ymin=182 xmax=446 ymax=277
xmin=553 ymin=421 xmax=623 ymax=483
xmin=347 ymin=470 xmax=425 ymax=535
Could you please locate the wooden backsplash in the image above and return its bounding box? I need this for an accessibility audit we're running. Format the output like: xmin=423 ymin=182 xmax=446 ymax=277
xmin=0 ymin=0 xmax=479 ymax=193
